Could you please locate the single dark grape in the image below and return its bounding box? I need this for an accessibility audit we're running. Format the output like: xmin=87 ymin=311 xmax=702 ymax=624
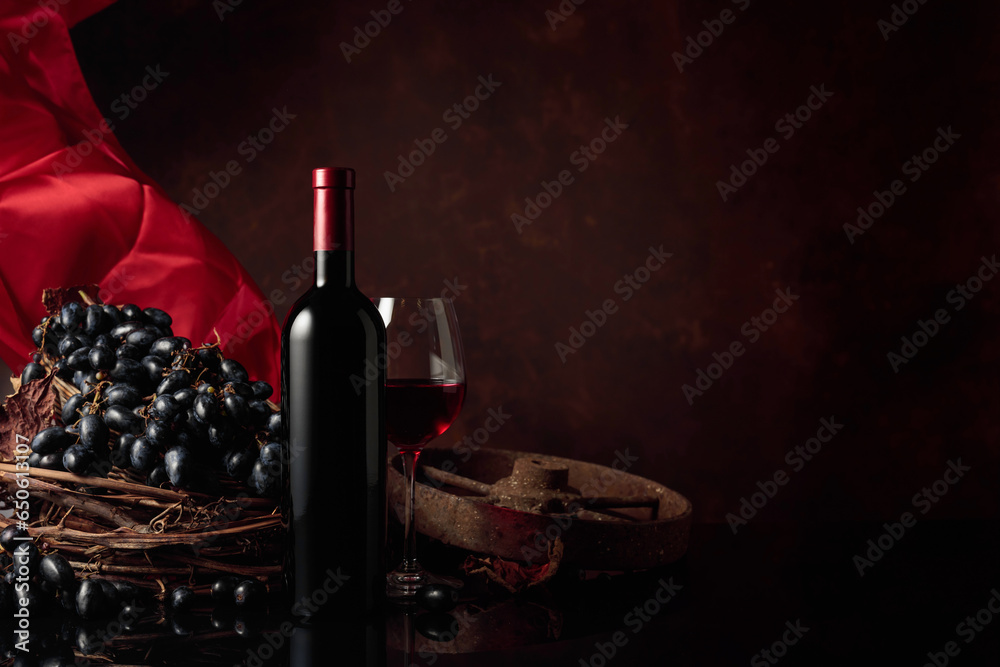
xmin=248 ymin=460 xmax=278 ymax=496
xmin=250 ymin=380 xmax=273 ymax=400
xmin=164 ymin=446 xmax=193 ymax=487
xmin=88 ymin=346 xmax=116 ymax=371
xmin=145 ymin=421 xmax=174 ymax=448
xmin=93 ymin=333 xmax=115 ymax=349
xmin=151 ymin=336 xmax=190 ymax=358
xmin=157 ymin=369 xmax=191 ymax=395
xmin=39 ymin=554 xmax=76 ymax=589
xmin=147 ymin=464 xmax=169 ymax=487
xmin=233 ymin=579 xmax=266 ymax=608
xmin=196 ymin=347 xmax=221 ymax=370
xmin=109 ymin=358 xmax=145 ymax=386
xmin=125 ymin=328 xmax=159 ymax=352
xmin=110 ymin=435 xmax=133 ymax=468
xmin=61 ymin=393 xmax=86 ymax=425
xmin=169 ymin=586 xmax=195 ymax=613
xmin=84 ymin=304 xmax=110 ymax=337
xmin=0 ymin=525 xmax=28 ymax=552
xmin=266 ymin=412 xmax=284 ymax=438
xmin=62 ymin=445 xmax=94 ymax=474
xmin=207 ymin=421 xmax=233 ymax=449
xmin=149 ymin=395 xmax=179 ymax=421
xmin=75 ymin=579 xmax=107 ymax=619
xmin=224 ymin=381 xmax=254 ymax=398
xmin=58 ymin=336 xmax=83 ymax=357
xmin=141 ymin=355 xmax=166 ymax=383
xmin=102 ymin=304 xmax=124 ymax=326
xmin=60 ymin=302 xmax=85 ymax=331
xmin=129 ymin=437 xmax=157 ymax=473
xmin=115 ymin=342 xmax=142 ymax=360
xmin=30 ymin=426 xmax=74 ymax=455
xmin=224 ymin=447 xmax=255 ymax=479
xmin=417 ymin=584 xmax=460 ymax=612
xmin=223 ymin=394 xmax=251 ymax=426
xmin=38 ymin=452 xmax=66 ymax=470
xmin=103 ymin=405 xmax=143 ymax=434
xmin=172 ymin=387 xmax=196 ymax=408
xmin=219 ymin=358 xmax=249 ymax=383
xmin=66 ymin=347 xmax=92 ymax=371
xmin=143 ymin=307 xmax=172 ymax=328
xmin=193 ymin=393 xmax=217 ymax=423
xmin=20 ymin=362 xmax=46 ymax=384
xmin=259 ymin=442 xmax=283 ymax=467
xmin=105 ymin=384 xmax=142 ymax=408
xmin=120 ymin=304 xmax=143 ymax=321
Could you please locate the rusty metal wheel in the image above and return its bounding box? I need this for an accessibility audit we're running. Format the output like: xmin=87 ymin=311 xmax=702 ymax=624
xmin=388 ymin=447 xmax=692 ymax=570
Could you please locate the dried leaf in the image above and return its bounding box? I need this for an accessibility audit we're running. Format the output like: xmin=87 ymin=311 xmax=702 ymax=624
xmin=0 ymin=371 xmax=58 ymax=462
xmin=461 ymin=539 xmax=563 ymax=593
xmin=42 ymin=284 xmax=103 ymax=314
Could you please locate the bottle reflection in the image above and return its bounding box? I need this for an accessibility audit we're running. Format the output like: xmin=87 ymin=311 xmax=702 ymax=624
xmin=285 ymin=617 xmax=387 ymax=667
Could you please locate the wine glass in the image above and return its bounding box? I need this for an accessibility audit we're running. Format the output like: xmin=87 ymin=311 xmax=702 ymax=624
xmin=377 ymin=297 xmax=466 ymax=600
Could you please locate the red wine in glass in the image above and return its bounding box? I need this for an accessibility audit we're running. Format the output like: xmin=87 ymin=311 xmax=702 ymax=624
xmin=386 ymin=379 xmax=466 ymax=451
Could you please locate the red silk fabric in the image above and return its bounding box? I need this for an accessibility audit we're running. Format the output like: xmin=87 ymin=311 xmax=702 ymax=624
xmin=0 ymin=0 xmax=280 ymax=395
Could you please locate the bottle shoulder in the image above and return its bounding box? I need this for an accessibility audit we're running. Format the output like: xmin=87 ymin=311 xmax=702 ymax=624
xmin=282 ymin=285 xmax=386 ymax=339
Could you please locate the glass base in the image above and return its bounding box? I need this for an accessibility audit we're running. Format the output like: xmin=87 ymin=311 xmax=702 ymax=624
xmin=386 ymin=566 xmax=464 ymax=603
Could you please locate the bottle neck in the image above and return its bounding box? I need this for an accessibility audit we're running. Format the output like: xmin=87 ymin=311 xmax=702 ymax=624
xmin=315 ymin=250 xmax=355 ymax=288
xmin=313 ymin=180 xmax=355 ymax=289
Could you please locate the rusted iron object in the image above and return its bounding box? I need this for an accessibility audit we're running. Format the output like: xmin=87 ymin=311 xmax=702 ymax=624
xmin=387 ymin=447 xmax=692 ymax=570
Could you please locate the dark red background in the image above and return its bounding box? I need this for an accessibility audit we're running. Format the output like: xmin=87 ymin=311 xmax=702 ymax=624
xmin=4 ymin=0 xmax=997 ymax=524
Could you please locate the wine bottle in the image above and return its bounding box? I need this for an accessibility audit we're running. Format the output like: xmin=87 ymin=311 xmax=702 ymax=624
xmin=281 ymin=167 xmax=387 ymax=620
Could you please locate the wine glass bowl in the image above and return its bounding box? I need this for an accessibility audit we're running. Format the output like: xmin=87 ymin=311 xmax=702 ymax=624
xmin=377 ymin=298 xmax=466 ymax=600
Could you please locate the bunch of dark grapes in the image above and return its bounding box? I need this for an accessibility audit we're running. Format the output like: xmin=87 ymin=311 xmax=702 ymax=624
xmin=21 ymin=301 xmax=285 ymax=496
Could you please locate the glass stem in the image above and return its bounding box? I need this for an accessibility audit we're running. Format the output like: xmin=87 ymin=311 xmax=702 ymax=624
xmin=400 ymin=449 xmax=422 ymax=574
